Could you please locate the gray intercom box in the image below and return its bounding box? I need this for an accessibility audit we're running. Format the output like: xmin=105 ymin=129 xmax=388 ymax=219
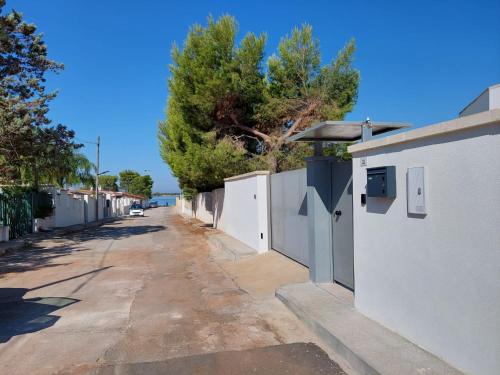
xmin=367 ymin=166 xmax=396 ymax=198
xmin=407 ymin=167 xmax=426 ymax=214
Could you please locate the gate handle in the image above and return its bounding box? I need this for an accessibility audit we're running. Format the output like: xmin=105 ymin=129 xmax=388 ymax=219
xmin=334 ymin=210 xmax=342 ymax=216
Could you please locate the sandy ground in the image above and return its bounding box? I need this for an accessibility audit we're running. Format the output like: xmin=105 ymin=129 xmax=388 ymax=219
xmin=0 ymin=207 xmax=346 ymax=375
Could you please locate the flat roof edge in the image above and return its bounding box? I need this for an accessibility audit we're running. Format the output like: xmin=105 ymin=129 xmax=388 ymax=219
xmin=224 ymin=170 xmax=270 ymax=182
xmin=348 ymin=109 xmax=500 ymax=154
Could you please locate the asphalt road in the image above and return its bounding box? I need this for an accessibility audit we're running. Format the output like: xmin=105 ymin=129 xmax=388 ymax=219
xmin=0 ymin=207 xmax=345 ymax=375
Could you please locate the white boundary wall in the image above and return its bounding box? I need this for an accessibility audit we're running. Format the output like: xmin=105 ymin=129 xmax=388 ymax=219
xmin=349 ymin=109 xmax=500 ymax=375
xmin=216 ymin=171 xmax=271 ymax=253
xmin=36 ymin=189 xmax=147 ymax=230
xmin=193 ymin=192 xmax=213 ymax=224
xmin=54 ymin=191 xmax=85 ymax=227
xmin=179 ymin=172 xmax=271 ymax=253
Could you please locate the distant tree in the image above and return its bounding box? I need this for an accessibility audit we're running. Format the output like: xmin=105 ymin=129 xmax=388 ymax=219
xmin=0 ymin=0 xmax=82 ymax=188
xmin=47 ymin=151 xmax=94 ymax=188
xmin=159 ymin=15 xmax=359 ymax=194
xmin=119 ymin=170 xmax=140 ymax=192
xmin=129 ymin=175 xmax=153 ymax=199
xmin=99 ymin=175 xmax=118 ymax=191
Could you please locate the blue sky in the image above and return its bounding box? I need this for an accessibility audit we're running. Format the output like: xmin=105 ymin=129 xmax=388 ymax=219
xmin=6 ymin=0 xmax=500 ymax=192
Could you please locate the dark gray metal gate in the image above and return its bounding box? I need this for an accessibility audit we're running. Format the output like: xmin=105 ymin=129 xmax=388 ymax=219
xmin=270 ymin=168 xmax=309 ymax=266
xmin=331 ymin=161 xmax=354 ymax=289
xmin=0 ymin=192 xmax=33 ymax=240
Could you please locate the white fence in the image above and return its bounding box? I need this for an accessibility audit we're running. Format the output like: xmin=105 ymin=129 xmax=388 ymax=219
xmin=192 ymin=192 xmax=213 ymax=224
xmin=178 ymin=171 xmax=271 ymax=253
xmin=36 ymin=188 xmax=148 ymax=230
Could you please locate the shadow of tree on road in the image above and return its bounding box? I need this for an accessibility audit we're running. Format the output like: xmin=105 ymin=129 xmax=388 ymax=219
xmin=68 ymin=224 xmax=167 ymax=242
xmin=0 ymin=288 xmax=79 ymax=344
xmin=0 ymin=243 xmax=77 ymax=278
xmin=0 ymin=223 xmax=166 ymax=278
xmin=0 ymin=267 xmax=112 ymax=343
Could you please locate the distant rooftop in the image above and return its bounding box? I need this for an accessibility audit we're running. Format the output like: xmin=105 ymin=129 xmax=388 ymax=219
xmin=459 ymin=83 xmax=500 ymax=117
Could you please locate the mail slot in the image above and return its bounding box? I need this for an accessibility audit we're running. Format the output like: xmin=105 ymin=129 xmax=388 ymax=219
xmin=367 ymin=166 xmax=396 ymax=198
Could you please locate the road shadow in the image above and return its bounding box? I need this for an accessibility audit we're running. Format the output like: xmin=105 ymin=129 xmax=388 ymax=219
xmin=0 ymin=242 xmax=80 ymax=278
xmin=0 ymin=288 xmax=79 ymax=344
xmin=0 ymin=223 xmax=166 ymax=277
xmin=68 ymin=224 xmax=166 ymax=242
xmin=0 ymin=267 xmax=113 ymax=343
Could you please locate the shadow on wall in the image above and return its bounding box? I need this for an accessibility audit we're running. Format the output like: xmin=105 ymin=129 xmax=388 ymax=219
xmin=192 ymin=192 xmax=214 ymax=219
xmin=0 ymin=288 xmax=79 ymax=343
xmin=366 ymin=196 xmax=395 ymax=214
xmin=213 ymin=188 xmax=225 ymax=229
xmin=298 ymin=193 xmax=308 ymax=216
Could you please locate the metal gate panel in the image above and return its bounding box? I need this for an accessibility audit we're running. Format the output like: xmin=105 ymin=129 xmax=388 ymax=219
xmin=331 ymin=161 xmax=354 ymax=289
xmin=270 ymin=169 xmax=309 ymax=266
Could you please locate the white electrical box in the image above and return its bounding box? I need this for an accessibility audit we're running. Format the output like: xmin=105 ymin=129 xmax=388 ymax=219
xmin=407 ymin=167 xmax=426 ymax=214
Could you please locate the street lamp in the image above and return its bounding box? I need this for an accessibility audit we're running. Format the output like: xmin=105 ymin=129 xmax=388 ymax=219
xmin=75 ymin=135 xmax=104 ymax=223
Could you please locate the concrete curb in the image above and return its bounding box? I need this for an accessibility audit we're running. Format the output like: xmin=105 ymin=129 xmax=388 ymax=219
xmin=276 ymin=282 xmax=463 ymax=375
xmin=206 ymin=233 xmax=257 ymax=261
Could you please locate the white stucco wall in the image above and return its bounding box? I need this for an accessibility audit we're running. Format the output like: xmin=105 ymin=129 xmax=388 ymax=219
xmin=181 ymin=197 xmax=193 ymax=217
xmin=54 ymin=191 xmax=84 ymax=227
xmin=213 ymin=188 xmax=225 ymax=228
xmin=350 ymin=112 xmax=500 ymax=375
xmin=193 ymin=192 xmax=214 ymax=224
xmin=214 ymin=171 xmax=271 ymax=253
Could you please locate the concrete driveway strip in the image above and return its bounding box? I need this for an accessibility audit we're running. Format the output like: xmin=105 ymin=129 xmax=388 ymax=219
xmin=0 ymin=207 xmax=346 ymax=375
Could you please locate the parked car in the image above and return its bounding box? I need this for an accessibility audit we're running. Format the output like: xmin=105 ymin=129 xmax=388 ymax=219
xmin=129 ymin=203 xmax=144 ymax=217
xmin=149 ymin=201 xmax=159 ymax=208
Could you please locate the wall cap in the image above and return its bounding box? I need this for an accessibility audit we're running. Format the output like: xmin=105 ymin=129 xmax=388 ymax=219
xmin=224 ymin=170 xmax=270 ymax=182
xmin=348 ymin=109 xmax=500 ymax=155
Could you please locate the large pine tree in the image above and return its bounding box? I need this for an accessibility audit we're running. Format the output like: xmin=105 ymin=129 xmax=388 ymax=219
xmin=159 ymin=15 xmax=360 ymax=195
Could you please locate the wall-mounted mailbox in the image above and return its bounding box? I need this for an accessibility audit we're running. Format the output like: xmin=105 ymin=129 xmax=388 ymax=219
xmin=367 ymin=166 xmax=396 ymax=198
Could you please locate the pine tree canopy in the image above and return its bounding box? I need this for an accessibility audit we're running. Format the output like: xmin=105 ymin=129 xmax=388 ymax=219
xmin=159 ymin=15 xmax=360 ymax=195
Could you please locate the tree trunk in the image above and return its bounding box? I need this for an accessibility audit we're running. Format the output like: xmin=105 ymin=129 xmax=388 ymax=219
xmin=268 ymin=152 xmax=278 ymax=174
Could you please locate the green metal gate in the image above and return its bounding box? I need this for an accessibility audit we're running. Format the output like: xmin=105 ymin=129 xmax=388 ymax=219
xmin=0 ymin=192 xmax=33 ymax=240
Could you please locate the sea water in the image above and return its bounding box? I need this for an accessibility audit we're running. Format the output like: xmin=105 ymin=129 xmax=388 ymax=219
xmin=150 ymin=196 xmax=178 ymax=207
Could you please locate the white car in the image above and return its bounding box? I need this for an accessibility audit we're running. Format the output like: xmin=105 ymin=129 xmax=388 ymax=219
xmin=129 ymin=203 xmax=144 ymax=217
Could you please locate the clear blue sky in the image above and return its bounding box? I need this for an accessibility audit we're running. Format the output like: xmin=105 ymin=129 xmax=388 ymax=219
xmin=6 ymin=0 xmax=500 ymax=192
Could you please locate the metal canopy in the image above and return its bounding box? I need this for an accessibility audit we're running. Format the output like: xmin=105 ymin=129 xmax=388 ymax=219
xmin=288 ymin=120 xmax=410 ymax=142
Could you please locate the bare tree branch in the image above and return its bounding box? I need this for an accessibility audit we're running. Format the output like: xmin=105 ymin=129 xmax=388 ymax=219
xmin=282 ymin=101 xmax=318 ymax=140
xmin=228 ymin=114 xmax=272 ymax=143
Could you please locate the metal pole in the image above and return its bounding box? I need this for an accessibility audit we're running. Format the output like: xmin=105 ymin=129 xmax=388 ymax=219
xmin=361 ymin=118 xmax=373 ymax=142
xmin=313 ymin=142 xmax=323 ymax=156
xmin=95 ymin=136 xmax=100 ymax=222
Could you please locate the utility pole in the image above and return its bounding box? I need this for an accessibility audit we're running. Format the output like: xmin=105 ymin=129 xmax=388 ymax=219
xmin=95 ymin=136 xmax=100 ymax=222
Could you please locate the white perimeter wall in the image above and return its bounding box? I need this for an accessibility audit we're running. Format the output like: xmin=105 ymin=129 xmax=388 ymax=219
xmin=213 ymin=172 xmax=271 ymax=253
xmin=37 ymin=190 xmax=131 ymax=229
xmin=193 ymin=192 xmax=214 ymax=224
xmin=350 ymin=114 xmax=500 ymax=375
xmin=54 ymin=191 xmax=84 ymax=227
